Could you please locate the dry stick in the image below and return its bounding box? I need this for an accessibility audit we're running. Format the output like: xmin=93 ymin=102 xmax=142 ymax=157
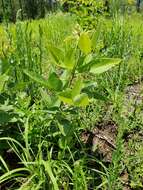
xmin=93 ymin=133 xmax=116 ymax=149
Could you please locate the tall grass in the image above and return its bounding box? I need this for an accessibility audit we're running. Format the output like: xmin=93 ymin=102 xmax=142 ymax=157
xmin=0 ymin=11 xmax=143 ymax=190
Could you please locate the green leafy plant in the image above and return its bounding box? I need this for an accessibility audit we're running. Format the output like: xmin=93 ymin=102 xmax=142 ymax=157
xmin=24 ymin=31 xmax=121 ymax=108
xmin=0 ymin=30 xmax=121 ymax=189
xmin=1 ymin=7 xmax=143 ymax=190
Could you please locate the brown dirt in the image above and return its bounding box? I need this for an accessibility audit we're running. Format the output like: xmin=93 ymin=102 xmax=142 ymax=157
xmin=123 ymin=82 xmax=143 ymax=116
xmin=81 ymin=121 xmax=117 ymax=162
xmin=120 ymin=170 xmax=130 ymax=190
xmin=81 ymin=82 xmax=143 ymax=189
xmin=81 ymin=82 xmax=143 ymax=163
xmin=81 ymin=81 xmax=143 ymax=190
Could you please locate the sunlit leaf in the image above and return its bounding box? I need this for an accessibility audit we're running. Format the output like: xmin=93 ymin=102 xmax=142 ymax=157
xmin=83 ymin=81 xmax=97 ymax=89
xmin=73 ymin=93 xmax=89 ymax=106
xmin=72 ymin=78 xmax=83 ymax=98
xmin=64 ymin=48 xmax=76 ymax=69
xmin=58 ymin=89 xmax=73 ymax=105
xmin=48 ymin=45 xmax=64 ymax=66
xmin=59 ymin=88 xmax=89 ymax=107
xmin=78 ymin=32 xmax=91 ymax=54
xmin=90 ymin=58 xmax=121 ymax=74
xmin=78 ymin=58 xmax=121 ymax=73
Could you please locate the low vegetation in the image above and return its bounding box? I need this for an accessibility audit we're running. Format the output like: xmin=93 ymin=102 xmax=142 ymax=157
xmin=0 ymin=1 xmax=143 ymax=190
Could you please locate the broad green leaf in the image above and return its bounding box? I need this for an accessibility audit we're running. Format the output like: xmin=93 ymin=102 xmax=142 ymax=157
xmin=73 ymin=93 xmax=89 ymax=106
xmin=47 ymin=72 xmax=63 ymax=91
xmin=83 ymin=81 xmax=97 ymax=89
xmin=90 ymin=58 xmax=121 ymax=74
xmin=23 ymin=70 xmax=48 ymax=87
xmin=24 ymin=70 xmax=63 ymax=91
xmin=40 ymin=89 xmax=61 ymax=109
xmin=78 ymin=32 xmax=91 ymax=55
xmin=59 ymin=89 xmax=89 ymax=107
xmin=64 ymin=48 xmax=75 ymax=69
xmin=72 ymin=78 xmax=83 ymax=98
xmin=48 ymin=45 xmax=64 ymax=66
xmin=58 ymin=89 xmax=73 ymax=105
xmin=78 ymin=58 xmax=121 ymax=73
xmin=49 ymin=98 xmax=61 ymax=109
xmin=49 ymin=46 xmax=76 ymax=70
xmin=0 ymin=74 xmax=9 ymax=93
